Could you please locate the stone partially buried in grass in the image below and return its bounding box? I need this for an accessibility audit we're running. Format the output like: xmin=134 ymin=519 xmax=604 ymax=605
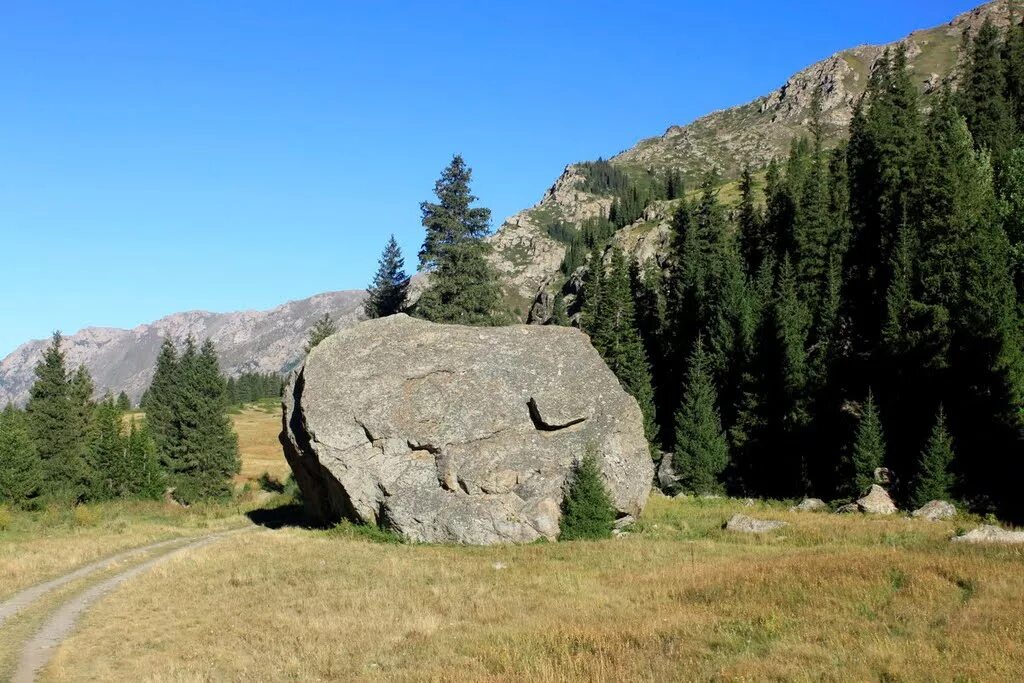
xmin=724 ymin=514 xmax=788 ymax=534
xmin=856 ymin=485 xmax=898 ymax=515
xmin=951 ymin=525 xmax=1024 ymax=545
xmin=281 ymin=315 xmax=654 ymax=545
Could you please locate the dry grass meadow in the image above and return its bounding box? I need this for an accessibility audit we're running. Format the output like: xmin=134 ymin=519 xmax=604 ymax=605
xmin=4 ymin=403 xmax=1024 ymax=681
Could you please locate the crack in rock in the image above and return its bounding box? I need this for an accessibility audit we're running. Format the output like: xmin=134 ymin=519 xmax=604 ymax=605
xmin=527 ymin=398 xmax=587 ymax=432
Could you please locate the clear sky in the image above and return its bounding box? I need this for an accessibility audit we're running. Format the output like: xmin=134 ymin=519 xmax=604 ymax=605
xmin=0 ymin=0 xmax=982 ymax=356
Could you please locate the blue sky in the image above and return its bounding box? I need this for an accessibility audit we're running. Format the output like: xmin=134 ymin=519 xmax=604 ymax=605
xmin=0 ymin=0 xmax=980 ymax=356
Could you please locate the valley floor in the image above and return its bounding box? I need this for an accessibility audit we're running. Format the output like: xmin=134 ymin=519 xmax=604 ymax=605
xmin=2 ymin=406 xmax=1023 ymax=681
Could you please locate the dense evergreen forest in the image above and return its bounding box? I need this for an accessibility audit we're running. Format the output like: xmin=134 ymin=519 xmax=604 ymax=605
xmin=562 ymin=20 xmax=1024 ymax=521
xmin=0 ymin=333 xmax=240 ymax=508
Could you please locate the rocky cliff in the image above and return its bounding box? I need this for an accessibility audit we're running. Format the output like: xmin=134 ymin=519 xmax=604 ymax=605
xmin=487 ymin=0 xmax=1015 ymax=314
xmin=0 ymin=291 xmax=365 ymax=406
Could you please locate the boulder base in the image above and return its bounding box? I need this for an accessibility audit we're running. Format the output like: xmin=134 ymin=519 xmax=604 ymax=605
xmin=281 ymin=315 xmax=653 ymax=544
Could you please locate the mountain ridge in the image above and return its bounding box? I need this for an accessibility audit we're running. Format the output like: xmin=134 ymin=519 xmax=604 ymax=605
xmin=0 ymin=290 xmax=366 ymax=406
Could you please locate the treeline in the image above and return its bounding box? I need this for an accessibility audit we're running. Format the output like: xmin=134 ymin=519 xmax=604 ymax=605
xmin=226 ymin=372 xmax=283 ymax=405
xmin=561 ymin=19 xmax=1024 ymax=521
xmin=0 ymin=333 xmax=239 ymax=509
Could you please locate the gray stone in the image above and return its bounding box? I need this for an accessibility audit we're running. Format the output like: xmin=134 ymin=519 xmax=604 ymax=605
xmin=656 ymin=452 xmax=682 ymax=495
xmin=911 ymin=500 xmax=956 ymax=521
xmin=790 ymin=498 xmax=828 ymax=513
xmin=951 ymin=525 xmax=1024 ymax=545
xmin=281 ymin=314 xmax=653 ymax=545
xmin=724 ymin=514 xmax=788 ymax=533
xmin=856 ymin=485 xmax=898 ymax=515
xmin=873 ymin=467 xmax=896 ymax=486
xmin=835 ymin=503 xmax=860 ymax=514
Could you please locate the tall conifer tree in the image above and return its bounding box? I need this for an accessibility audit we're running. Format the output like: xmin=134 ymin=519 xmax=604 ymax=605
xmin=416 ymin=155 xmax=506 ymax=325
xmin=364 ymin=235 xmax=410 ymax=318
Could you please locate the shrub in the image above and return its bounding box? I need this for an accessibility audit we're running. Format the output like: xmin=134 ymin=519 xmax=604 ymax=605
xmin=0 ymin=505 xmax=11 ymax=532
xmin=72 ymin=504 xmax=101 ymax=527
xmin=559 ymin=447 xmax=617 ymax=541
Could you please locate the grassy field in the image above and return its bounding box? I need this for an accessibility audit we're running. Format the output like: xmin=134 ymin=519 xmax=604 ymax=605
xmin=5 ymin=403 xmax=1024 ymax=681
xmin=44 ymin=496 xmax=1024 ymax=682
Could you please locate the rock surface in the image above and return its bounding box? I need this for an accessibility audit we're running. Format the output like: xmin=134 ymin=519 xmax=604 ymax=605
xmin=856 ymin=485 xmax=898 ymax=515
xmin=951 ymin=525 xmax=1024 ymax=545
xmin=725 ymin=514 xmax=788 ymax=534
xmin=791 ymin=498 xmax=828 ymax=513
xmin=281 ymin=314 xmax=653 ymax=544
xmin=912 ymin=500 xmax=957 ymax=521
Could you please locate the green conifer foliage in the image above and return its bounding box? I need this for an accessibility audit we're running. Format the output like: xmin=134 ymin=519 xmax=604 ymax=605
xmin=587 ymin=249 xmax=659 ymax=447
xmin=364 ymin=234 xmax=410 ymax=318
xmin=88 ymin=398 xmax=127 ymax=501
xmin=143 ymin=337 xmax=239 ymax=502
xmin=673 ymin=338 xmax=729 ymax=494
xmin=126 ymin=419 xmax=164 ymax=499
xmin=849 ymin=389 xmax=886 ymax=496
xmin=305 ymin=314 xmax=337 ymax=353
xmin=547 ymin=293 xmax=569 ymax=326
xmin=25 ymin=332 xmax=93 ymax=501
xmin=115 ymin=391 xmax=132 ymax=412
xmin=911 ymin=406 xmax=956 ymax=508
xmin=559 ymin=447 xmax=616 ymax=541
xmin=416 ymin=155 xmax=507 ymax=325
xmin=960 ymin=18 xmax=1015 ymax=160
xmin=0 ymin=405 xmax=43 ymax=508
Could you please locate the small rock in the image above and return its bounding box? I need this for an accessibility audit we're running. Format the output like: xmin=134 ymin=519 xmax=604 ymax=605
xmin=614 ymin=515 xmax=635 ymax=531
xmin=951 ymin=525 xmax=1024 ymax=545
xmin=492 ymin=562 xmax=507 ymax=570
xmin=911 ymin=500 xmax=956 ymax=521
xmin=873 ymin=467 xmax=896 ymax=486
xmin=856 ymin=485 xmax=898 ymax=515
xmin=724 ymin=514 xmax=788 ymax=534
xmin=835 ymin=503 xmax=860 ymax=514
xmin=742 ymin=498 xmax=756 ymax=507
xmin=790 ymin=498 xmax=827 ymax=513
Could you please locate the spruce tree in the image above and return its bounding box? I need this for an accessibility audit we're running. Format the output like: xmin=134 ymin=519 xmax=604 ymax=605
xmin=559 ymin=447 xmax=616 ymax=541
xmin=305 ymin=313 xmax=337 ymax=353
xmin=911 ymin=406 xmax=956 ymax=508
xmin=590 ymin=248 xmax=659 ymax=447
xmin=673 ymin=338 xmax=729 ymax=494
xmin=416 ymin=155 xmax=506 ymax=325
xmin=126 ymin=419 xmax=163 ymax=499
xmin=116 ymin=391 xmax=132 ymax=412
xmin=364 ymin=235 xmax=410 ymax=318
xmin=0 ymin=405 xmax=42 ymax=508
xmin=960 ymin=18 xmax=1015 ymax=161
xmin=849 ymin=389 xmax=886 ymax=496
xmin=25 ymin=332 xmax=91 ymax=501
xmin=998 ymin=147 xmax=1024 ymax=296
xmin=88 ymin=397 xmax=127 ymax=501
xmin=737 ymin=165 xmax=768 ymax=274
xmin=547 ymin=293 xmax=569 ymax=326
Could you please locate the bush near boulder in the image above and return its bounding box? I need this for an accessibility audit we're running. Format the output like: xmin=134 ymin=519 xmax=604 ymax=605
xmin=559 ymin=448 xmax=617 ymax=541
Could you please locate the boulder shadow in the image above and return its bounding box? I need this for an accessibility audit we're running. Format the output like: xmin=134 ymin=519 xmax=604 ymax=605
xmin=246 ymin=504 xmax=319 ymax=530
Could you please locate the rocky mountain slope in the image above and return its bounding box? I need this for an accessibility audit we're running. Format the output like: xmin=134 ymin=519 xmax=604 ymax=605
xmin=488 ymin=0 xmax=1015 ymax=316
xmin=0 ymin=291 xmax=365 ymax=406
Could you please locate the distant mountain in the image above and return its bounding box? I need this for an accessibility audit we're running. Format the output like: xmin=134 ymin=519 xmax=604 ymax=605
xmin=487 ymin=0 xmax=1014 ymax=318
xmin=0 ymin=291 xmax=365 ymax=406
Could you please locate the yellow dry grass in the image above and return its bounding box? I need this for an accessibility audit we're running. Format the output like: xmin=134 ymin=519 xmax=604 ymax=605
xmin=44 ymin=496 xmax=1024 ymax=682
xmin=231 ymin=402 xmax=290 ymax=483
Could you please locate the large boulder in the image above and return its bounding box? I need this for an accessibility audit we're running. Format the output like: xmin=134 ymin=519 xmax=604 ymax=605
xmin=790 ymin=498 xmax=827 ymax=513
xmin=281 ymin=315 xmax=654 ymax=544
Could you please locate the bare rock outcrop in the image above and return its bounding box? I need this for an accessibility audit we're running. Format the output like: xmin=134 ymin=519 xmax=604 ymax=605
xmin=791 ymin=498 xmax=828 ymax=513
xmin=281 ymin=315 xmax=653 ymax=544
